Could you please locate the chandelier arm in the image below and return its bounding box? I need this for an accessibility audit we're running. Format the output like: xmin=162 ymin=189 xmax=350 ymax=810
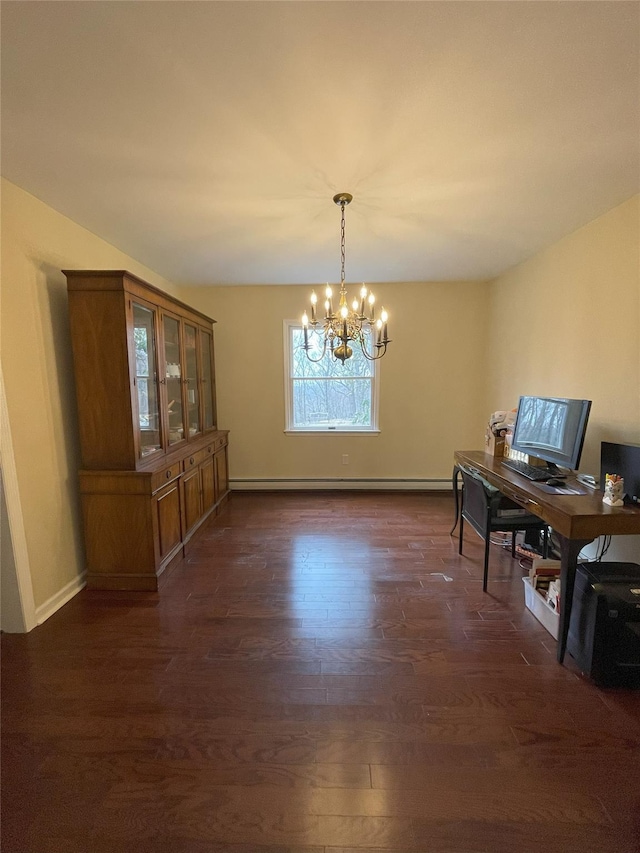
xmin=302 ymin=337 xmax=329 ymax=363
xmin=358 ymin=338 xmax=389 ymax=361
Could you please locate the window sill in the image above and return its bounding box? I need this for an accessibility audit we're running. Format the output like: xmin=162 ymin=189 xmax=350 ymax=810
xmin=284 ymin=429 xmax=380 ymax=436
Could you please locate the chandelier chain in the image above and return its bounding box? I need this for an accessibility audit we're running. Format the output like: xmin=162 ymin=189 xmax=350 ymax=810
xmin=340 ymin=201 xmax=346 ymax=288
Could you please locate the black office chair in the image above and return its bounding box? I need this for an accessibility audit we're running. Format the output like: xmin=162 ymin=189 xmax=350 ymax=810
xmin=458 ymin=465 xmax=549 ymax=591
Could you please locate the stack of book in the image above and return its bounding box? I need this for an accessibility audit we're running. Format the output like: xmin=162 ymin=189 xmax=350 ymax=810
xmin=530 ymin=559 xmax=562 ymax=609
xmin=547 ymin=578 xmax=561 ymax=611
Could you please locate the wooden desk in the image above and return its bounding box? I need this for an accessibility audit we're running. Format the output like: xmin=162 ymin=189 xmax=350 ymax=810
xmin=453 ymin=450 xmax=640 ymax=663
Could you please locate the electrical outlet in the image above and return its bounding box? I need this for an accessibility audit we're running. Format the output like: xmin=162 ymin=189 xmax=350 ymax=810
xmin=342 ymin=454 xmax=349 ymax=465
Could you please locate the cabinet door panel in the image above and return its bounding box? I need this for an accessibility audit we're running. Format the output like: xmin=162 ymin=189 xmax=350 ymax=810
xmin=199 ymin=329 xmax=216 ymax=430
xmin=201 ymin=457 xmax=215 ymax=513
xmin=184 ymin=323 xmax=201 ymax=439
xmin=214 ymin=448 xmax=228 ymax=500
xmin=156 ymin=482 xmax=182 ymax=559
xmin=132 ymin=301 xmax=161 ymax=459
xmin=162 ymin=313 xmax=186 ymax=447
xmin=182 ymin=468 xmax=202 ymax=534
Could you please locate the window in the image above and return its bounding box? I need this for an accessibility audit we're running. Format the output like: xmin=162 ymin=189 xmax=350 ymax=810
xmin=283 ymin=321 xmax=379 ymax=433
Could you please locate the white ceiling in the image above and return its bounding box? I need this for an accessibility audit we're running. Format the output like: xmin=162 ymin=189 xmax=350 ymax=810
xmin=2 ymin=1 xmax=638 ymax=286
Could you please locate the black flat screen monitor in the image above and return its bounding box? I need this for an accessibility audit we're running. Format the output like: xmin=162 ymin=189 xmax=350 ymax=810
xmin=511 ymin=396 xmax=592 ymax=471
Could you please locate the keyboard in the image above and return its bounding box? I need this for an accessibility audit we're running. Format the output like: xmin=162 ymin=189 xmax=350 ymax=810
xmin=501 ymin=459 xmax=557 ymax=481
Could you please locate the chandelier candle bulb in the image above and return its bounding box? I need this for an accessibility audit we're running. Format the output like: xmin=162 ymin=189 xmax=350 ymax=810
xmin=310 ymin=291 xmax=317 ymax=322
xmin=325 ymin=285 xmax=333 ymax=316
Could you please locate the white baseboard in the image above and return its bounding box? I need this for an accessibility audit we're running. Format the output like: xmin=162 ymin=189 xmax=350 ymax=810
xmin=36 ymin=573 xmax=86 ymax=625
xmin=230 ymin=478 xmax=452 ymax=491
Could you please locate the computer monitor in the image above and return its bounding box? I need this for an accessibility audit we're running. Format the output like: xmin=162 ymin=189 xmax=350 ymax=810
xmin=511 ymin=396 xmax=592 ymax=471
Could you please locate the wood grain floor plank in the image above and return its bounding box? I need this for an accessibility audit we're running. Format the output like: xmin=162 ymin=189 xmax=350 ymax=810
xmin=411 ymin=818 xmax=637 ymax=853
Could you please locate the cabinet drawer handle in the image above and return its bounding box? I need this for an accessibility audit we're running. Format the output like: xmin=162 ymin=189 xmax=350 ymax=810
xmin=166 ymin=470 xmax=172 ymax=479
xmin=207 ymin=446 xmax=212 ymax=453
xmin=189 ymin=457 xmax=195 ymax=465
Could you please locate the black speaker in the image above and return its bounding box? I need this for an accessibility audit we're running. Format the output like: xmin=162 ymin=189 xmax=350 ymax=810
xmin=600 ymin=441 xmax=640 ymax=505
xmin=567 ymin=562 xmax=640 ymax=687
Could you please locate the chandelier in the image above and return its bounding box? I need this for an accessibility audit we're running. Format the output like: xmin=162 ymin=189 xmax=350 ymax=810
xmin=301 ymin=193 xmax=390 ymax=363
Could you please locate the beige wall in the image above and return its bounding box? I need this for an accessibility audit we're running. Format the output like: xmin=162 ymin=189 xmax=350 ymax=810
xmin=487 ymin=194 xmax=640 ymax=561
xmin=1 ymin=179 xmax=180 ymax=611
xmin=486 ymin=194 xmax=640 ymax=476
xmin=180 ymin=281 xmax=490 ymax=485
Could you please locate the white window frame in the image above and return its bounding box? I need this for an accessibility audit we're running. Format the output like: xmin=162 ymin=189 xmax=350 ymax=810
xmin=283 ymin=319 xmax=380 ymax=434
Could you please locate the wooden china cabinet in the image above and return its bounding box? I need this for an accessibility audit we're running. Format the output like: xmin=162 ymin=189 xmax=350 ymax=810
xmin=65 ymin=270 xmax=229 ymax=590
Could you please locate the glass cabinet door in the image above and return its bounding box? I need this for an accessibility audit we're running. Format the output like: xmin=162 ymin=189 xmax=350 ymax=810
xmin=200 ymin=330 xmax=216 ymax=431
xmin=133 ymin=302 xmax=161 ymax=458
xmin=184 ymin=324 xmax=201 ymax=438
xmin=162 ymin=314 xmax=185 ymax=446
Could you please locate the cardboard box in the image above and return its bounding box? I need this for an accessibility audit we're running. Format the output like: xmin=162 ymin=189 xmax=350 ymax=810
xmin=484 ymin=429 xmax=505 ymax=457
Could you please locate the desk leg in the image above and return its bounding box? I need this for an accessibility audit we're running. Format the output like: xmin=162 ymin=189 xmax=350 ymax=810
xmin=450 ymin=465 xmax=462 ymax=535
xmin=556 ymin=536 xmax=592 ymax=664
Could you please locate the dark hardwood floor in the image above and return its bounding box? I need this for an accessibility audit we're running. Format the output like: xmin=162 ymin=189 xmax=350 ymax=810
xmin=2 ymin=492 xmax=639 ymax=853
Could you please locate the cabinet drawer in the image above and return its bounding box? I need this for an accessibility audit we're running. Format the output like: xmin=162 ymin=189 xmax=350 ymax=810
xmin=499 ymin=481 xmax=550 ymax=520
xmin=183 ymin=448 xmax=207 ymax=471
xmin=151 ymin=463 xmax=181 ymax=493
xmin=202 ymin=436 xmax=227 ymax=456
